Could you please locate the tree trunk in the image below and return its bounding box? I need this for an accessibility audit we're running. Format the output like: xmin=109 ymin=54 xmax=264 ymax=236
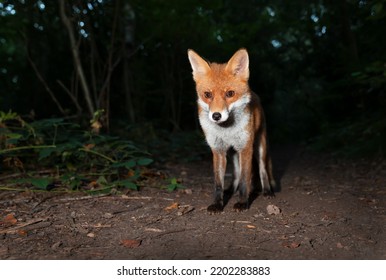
xmin=59 ymin=0 xmax=95 ymax=117
xmin=340 ymin=0 xmax=360 ymax=69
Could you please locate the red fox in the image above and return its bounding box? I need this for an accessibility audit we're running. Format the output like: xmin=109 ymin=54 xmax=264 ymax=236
xmin=187 ymin=48 xmax=275 ymax=213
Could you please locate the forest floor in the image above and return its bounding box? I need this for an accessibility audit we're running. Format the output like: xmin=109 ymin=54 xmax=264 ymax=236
xmin=1 ymin=146 xmax=385 ymax=260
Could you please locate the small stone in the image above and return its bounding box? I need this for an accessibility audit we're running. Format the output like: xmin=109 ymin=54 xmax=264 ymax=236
xmin=266 ymin=204 xmax=281 ymax=215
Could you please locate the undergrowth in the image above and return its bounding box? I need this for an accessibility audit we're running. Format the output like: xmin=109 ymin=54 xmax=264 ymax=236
xmin=0 ymin=110 xmax=155 ymax=193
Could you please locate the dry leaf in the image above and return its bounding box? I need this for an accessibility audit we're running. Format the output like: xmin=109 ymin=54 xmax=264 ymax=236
xmin=91 ymin=120 xmax=102 ymax=134
xmin=17 ymin=229 xmax=28 ymax=236
xmin=127 ymin=169 xmax=136 ymax=177
xmin=283 ymin=241 xmax=301 ymax=249
xmin=83 ymin=143 xmax=95 ymax=150
xmin=2 ymin=214 xmax=17 ymax=226
xmin=121 ymin=239 xmax=141 ymax=248
xmin=164 ymin=202 xmax=179 ymax=211
xmin=177 ymin=205 xmax=194 ymax=216
xmin=87 ymin=232 xmax=96 ymax=238
xmin=88 ymin=180 xmax=99 ymax=189
xmin=246 ymin=224 xmax=256 ymax=229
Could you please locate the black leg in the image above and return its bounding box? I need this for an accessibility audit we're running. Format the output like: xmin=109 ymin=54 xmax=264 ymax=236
xmin=207 ymin=184 xmax=224 ymax=213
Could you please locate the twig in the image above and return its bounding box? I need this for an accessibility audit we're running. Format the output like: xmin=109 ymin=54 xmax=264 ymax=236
xmin=0 ymin=217 xmax=48 ymax=234
xmin=120 ymin=196 xmax=153 ymax=200
xmin=0 ymin=145 xmax=56 ymax=155
xmin=54 ymin=193 xmax=110 ymax=202
xmin=154 ymin=227 xmax=195 ymax=238
xmin=78 ymin=148 xmax=116 ymax=163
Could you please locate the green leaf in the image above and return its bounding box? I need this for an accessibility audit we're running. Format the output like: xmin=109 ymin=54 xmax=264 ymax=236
xmin=38 ymin=147 xmax=57 ymax=160
xmin=167 ymin=184 xmax=177 ymax=192
xmin=137 ymin=158 xmax=153 ymax=166
xmin=5 ymin=133 xmax=23 ymax=145
xmin=111 ymin=160 xmax=137 ymax=169
xmin=171 ymin=177 xmax=177 ymax=185
xmin=14 ymin=178 xmax=52 ymax=190
xmin=29 ymin=178 xmax=52 ymax=189
xmin=115 ymin=179 xmax=138 ymax=190
xmin=165 ymin=177 xmax=185 ymax=192
xmin=97 ymin=176 xmax=108 ymax=186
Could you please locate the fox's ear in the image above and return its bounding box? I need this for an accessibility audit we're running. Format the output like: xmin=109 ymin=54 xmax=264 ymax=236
xmin=188 ymin=49 xmax=211 ymax=78
xmin=225 ymin=49 xmax=249 ymax=80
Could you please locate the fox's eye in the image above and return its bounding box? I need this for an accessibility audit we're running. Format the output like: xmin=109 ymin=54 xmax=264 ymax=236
xmin=226 ymin=90 xmax=235 ymax=98
xmin=204 ymin=91 xmax=212 ymax=99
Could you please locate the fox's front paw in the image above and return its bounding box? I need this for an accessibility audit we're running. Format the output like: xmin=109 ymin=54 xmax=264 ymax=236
xmin=233 ymin=202 xmax=248 ymax=212
xmin=207 ymin=203 xmax=223 ymax=213
xmin=263 ymin=189 xmax=275 ymax=198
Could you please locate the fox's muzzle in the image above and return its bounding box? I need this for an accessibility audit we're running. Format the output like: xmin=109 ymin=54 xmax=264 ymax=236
xmin=209 ymin=110 xmax=229 ymax=123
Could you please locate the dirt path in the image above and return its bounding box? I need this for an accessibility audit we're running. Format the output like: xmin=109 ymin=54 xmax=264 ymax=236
xmin=1 ymin=147 xmax=385 ymax=259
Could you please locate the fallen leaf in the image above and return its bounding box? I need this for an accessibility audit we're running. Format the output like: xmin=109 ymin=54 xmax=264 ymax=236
xmin=266 ymin=204 xmax=281 ymax=215
xmin=164 ymin=202 xmax=179 ymax=211
xmin=246 ymin=224 xmax=256 ymax=229
xmin=177 ymin=205 xmax=194 ymax=216
xmin=283 ymin=241 xmax=301 ymax=249
xmin=88 ymin=181 xmax=99 ymax=189
xmin=121 ymin=239 xmax=141 ymax=248
xmin=17 ymin=229 xmax=28 ymax=236
xmin=87 ymin=232 xmax=96 ymax=238
xmin=2 ymin=214 xmax=17 ymax=226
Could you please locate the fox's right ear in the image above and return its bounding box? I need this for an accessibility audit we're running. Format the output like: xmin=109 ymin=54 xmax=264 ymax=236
xmin=187 ymin=49 xmax=211 ymax=78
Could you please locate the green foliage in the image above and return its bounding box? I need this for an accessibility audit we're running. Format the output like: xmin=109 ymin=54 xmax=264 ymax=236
xmin=0 ymin=112 xmax=153 ymax=192
xmin=13 ymin=177 xmax=53 ymax=190
xmin=164 ymin=177 xmax=185 ymax=192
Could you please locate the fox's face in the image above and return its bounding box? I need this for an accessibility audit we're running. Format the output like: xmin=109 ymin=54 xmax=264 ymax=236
xmin=188 ymin=49 xmax=251 ymax=124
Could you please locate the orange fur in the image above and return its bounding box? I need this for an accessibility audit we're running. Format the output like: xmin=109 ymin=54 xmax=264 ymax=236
xmin=188 ymin=49 xmax=275 ymax=212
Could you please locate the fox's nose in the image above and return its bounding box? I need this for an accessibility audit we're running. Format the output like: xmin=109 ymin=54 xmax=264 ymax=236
xmin=212 ymin=112 xmax=222 ymax=121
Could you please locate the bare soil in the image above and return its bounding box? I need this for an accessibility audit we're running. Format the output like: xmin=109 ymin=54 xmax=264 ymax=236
xmin=1 ymin=146 xmax=385 ymax=259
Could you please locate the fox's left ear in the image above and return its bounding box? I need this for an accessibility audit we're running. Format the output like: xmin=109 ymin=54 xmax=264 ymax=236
xmin=225 ymin=49 xmax=249 ymax=80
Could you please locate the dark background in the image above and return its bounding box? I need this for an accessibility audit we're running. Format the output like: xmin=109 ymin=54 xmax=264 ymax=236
xmin=1 ymin=0 xmax=385 ymax=157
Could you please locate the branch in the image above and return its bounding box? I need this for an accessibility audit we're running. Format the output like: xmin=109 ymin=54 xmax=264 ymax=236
xmin=27 ymin=51 xmax=66 ymax=115
xmin=56 ymin=79 xmax=82 ymax=114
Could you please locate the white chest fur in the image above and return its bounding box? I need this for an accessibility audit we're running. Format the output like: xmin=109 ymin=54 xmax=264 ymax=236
xmin=199 ymin=108 xmax=251 ymax=152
